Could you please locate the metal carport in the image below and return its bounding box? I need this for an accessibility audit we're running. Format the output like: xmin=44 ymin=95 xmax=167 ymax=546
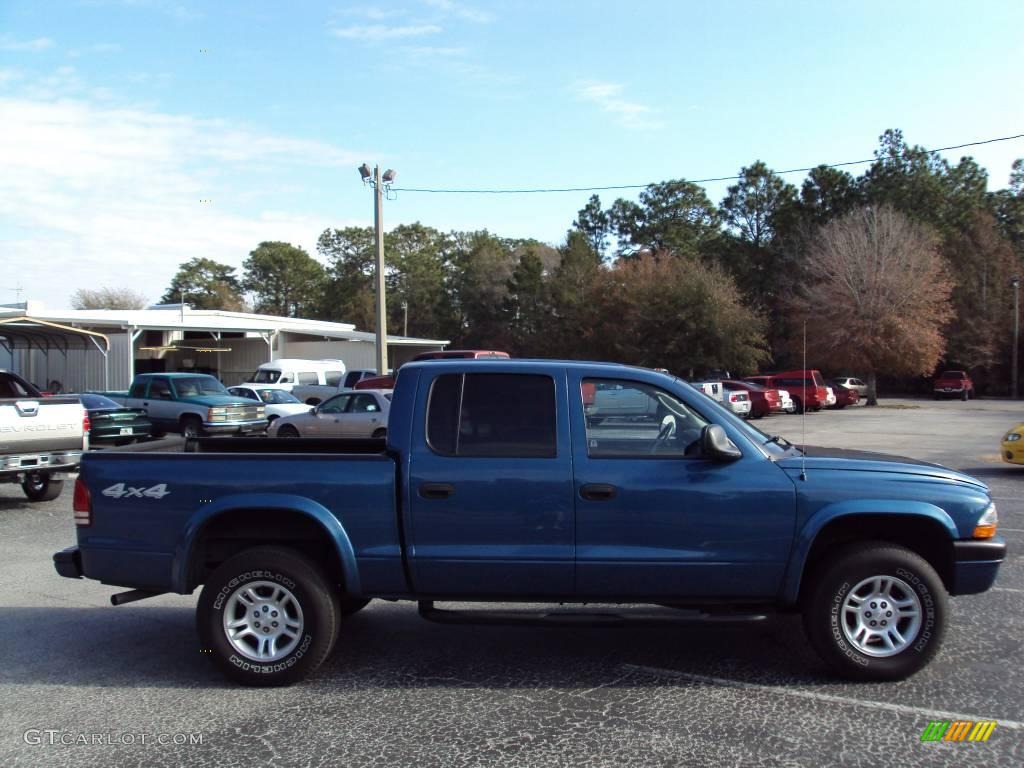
xmin=0 ymin=316 xmax=111 ymax=391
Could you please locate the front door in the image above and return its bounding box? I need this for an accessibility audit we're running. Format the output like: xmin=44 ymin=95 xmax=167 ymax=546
xmin=407 ymin=369 xmax=574 ymax=596
xmin=570 ymin=374 xmax=796 ymax=600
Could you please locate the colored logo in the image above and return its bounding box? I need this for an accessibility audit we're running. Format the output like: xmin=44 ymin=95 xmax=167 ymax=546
xmin=920 ymin=720 xmax=997 ymax=742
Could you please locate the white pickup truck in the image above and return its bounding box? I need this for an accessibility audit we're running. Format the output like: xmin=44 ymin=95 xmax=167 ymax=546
xmin=0 ymin=370 xmax=88 ymax=500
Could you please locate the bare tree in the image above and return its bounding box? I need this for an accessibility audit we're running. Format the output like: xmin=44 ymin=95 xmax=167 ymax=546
xmin=794 ymin=205 xmax=955 ymax=404
xmin=70 ymin=287 xmax=148 ymax=310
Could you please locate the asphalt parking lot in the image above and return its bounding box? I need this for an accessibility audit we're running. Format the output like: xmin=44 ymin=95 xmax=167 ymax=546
xmin=1 ymin=398 xmax=1022 ymax=767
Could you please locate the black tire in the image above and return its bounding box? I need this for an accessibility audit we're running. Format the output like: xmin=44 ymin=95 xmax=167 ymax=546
xmin=791 ymin=397 xmax=804 ymax=414
xmin=181 ymin=415 xmax=203 ymax=438
xmin=196 ymin=546 xmax=340 ymax=686
xmin=22 ymin=471 xmax=64 ymax=502
xmin=803 ymin=543 xmax=946 ymax=681
xmin=961 ymin=390 xmax=968 ymax=402
xmin=371 ymin=428 xmax=387 ymax=439
xmin=277 ymin=425 xmax=300 ymax=438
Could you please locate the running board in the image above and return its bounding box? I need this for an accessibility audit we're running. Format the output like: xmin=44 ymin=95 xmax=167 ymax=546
xmin=417 ymin=601 xmax=769 ymax=627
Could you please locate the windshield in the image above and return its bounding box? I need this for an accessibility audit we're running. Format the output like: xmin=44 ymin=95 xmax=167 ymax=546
xmin=250 ymin=370 xmax=281 ymax=384
xmin=173 ymin=377 xmax=227 ymax=397
xmin=79 ymin=393 xmax=120 ymax=409
xmin=257 ymin=389 xmax=300 ymax=404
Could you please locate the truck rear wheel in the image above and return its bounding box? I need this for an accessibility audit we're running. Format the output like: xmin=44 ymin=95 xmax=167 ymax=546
xmin=803 ymin=543 xmax=946 ymax=681
xmin=22 ymin=471 xmax=64 ymax=502
xmin=196 ymin=546 xmax=340 ymax=686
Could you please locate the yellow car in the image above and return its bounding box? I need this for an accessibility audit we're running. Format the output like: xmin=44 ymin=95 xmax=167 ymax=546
xmin=1003 ymin=423 xmax=1024 ymax=464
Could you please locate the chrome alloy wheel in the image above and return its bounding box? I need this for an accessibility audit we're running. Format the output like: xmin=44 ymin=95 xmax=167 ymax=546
xmin=222 ymin=580 xmax=305 ymax=662
xmin=841 ymin=575 xmax=922 ymax=657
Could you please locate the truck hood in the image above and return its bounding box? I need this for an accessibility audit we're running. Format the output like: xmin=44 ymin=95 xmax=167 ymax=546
xmin=179 ymin=395 xmax=253 ymax=408
xmin=777 ymin=446 xmax=987 ymax=491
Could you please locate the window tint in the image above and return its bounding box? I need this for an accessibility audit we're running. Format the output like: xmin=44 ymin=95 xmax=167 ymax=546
xmin=150 ymin=379 xmax=172 ymax=400
xmin=325 ymin=370 xmax=343 ymax=386
xmin=297 ymin=372 xmax=318 ymax=385
xmin=583 ymin=378 xmax=709 ymax=458
xmin=350 ymin=394 xmax=380 ymax=413
xmin=427 ymin=373 xmax=556 ymax=458
xmin=129 ymin=380 xmax=147 ymax=398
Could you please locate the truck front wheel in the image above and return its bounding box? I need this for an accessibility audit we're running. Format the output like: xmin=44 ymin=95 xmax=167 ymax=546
xmin=197 ymin=546 xmax=340 ymax=686
xmin=22 ymin=471 xmax=64 ymax=501
xmin=181 ymin=415 xmax=203 ymax=438
xmin=803 ymin=543 xmax=946 ymax=681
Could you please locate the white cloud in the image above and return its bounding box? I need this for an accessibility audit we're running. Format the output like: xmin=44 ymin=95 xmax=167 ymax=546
xmin=573 ymin=80 xmax=664 ymax=130
xmin=0 ymin=36 xmax=55 ymax=52
xmin=330 ymin=24 xmax=442 ymax=41
xmin=423 ymin=0 xmax=493 ymax=24
xmin=0 ymin=95 xmax=365 ymax=308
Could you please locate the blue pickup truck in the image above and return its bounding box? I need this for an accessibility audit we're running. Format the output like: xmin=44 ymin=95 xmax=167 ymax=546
xmin=53 ymin=360 xmax=1006 ymax=686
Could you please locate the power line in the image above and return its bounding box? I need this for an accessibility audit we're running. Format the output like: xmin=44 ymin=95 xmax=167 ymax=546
xmin=390 ymin=132 xmax=1024 ymax=195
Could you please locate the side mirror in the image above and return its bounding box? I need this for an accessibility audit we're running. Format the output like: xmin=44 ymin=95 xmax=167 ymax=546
xmin=309 ymin=406 xmax=317 ymax=414
xmin=700 ymin=424 xmax=742 ymax=461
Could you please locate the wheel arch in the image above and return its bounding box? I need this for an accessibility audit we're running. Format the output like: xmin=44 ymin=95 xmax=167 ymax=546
xmin=782 ymin=505 xmax=957 ymax=605
xmin=173 ymin=494 xmax=360 ymax=595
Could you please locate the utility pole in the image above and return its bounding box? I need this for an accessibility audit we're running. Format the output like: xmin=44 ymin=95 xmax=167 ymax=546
xmin=1012 ymin=276 xmax=1020 ymax=399
xmin=359 ymin=164 xmax=396 ymax=375
xmin=373 ymin=166 xmax=388 ymax=375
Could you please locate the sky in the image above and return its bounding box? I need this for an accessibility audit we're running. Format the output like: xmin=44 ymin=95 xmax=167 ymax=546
xmin=1 ymin=0 xmax=1023 ymax=312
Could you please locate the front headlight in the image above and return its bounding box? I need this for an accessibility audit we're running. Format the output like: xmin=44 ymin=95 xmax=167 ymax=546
xmin=973 ymin=503 xmax=998 ymax=539
xmin=1006 ymin=433 xmax=1021 ymax=442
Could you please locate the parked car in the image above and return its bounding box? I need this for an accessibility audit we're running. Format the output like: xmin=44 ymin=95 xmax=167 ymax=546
xmin=106 ymin=373 xmax=266 ymax=437
xmin=343 ymin=369 xmax=385 ymax=389
xmin=78 ymin=393 xmax=152 ymax=445
xmin=722 ymin=387 xmax=752 ymax=418
xmin=824 ymin=386 xmax=837 ymax=408
xmin=934 ymin=370 xmax=975 ymax=401
xmin=355 ymin=350 xmax=510 ymax=390
xmin=778 ymin=389 xmax=795 ymax=413
xmin=226 ymin=385 xmax=311 ymax=423
xmin=722 ymin=380 xmax=782 ymax=418
xmin=1002 ymin=423 xmax=1024 ymax=465
xmin=689 ymin=379 xmax=724 ymax=402
xmin=744 ymin=370 xmax=829 ymax=414
xmin=268 ymin=389 xmax=392 ymax=439
xmin=827 ymin=383 xmax=860 ymax=409
xmin=1 ymin=370 xmax=88 ymax=501
xmin=246 ymin=359 xmax=346 ymax=403
xmin=832 ymin=377 xmax=867 ymax=397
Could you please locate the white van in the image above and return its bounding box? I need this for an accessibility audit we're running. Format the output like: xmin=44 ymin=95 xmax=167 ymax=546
xmin=246 ymin=359 xmax=346 ymax=403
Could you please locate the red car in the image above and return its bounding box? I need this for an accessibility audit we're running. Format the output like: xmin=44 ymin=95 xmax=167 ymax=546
xmin=744 ymin=369 xmax=829 ymax=414
xmin=933 ymin=370 xmax=974 ymax=401
xmin=827 ymin=383 xmax=860 ymax=409
xmin=722 ymin=380 xmax=782 ymax=418
xmin=355 ymin=350 xmax=510 ymax=390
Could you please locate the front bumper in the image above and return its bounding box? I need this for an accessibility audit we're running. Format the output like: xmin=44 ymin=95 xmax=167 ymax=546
xmin=951 ymin=538 xmax=1007 ymax=595
xmin=53 ymin=546 xmax=83 ymax=579
xmin=202 ymin=420 xmax=268 ymax=435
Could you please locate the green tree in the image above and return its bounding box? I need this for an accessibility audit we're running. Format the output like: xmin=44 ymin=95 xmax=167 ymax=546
xmin=70 ymin=287 xmax=148 ymax=309
xmin=160 ymin=257 xmax=245 ymax=311
xmin=608 ymin=180 xmax=719 ymax=260
xmin=504 ymin=248 xmax=549 ymax=354
xmin=799 ymin=165 xmax=862 ymax=225
xmin=385 ymin=223 xmax=456 ymax=340
xmin=316 ymin=226 xmax=376 ymax=328
xmin=573 ymin=194 xmax=610 ymax=259
xmin=448 ymin=231 xmax=518 ymax=347
xmin=791 ymin=205 xmax=955 ymax=404
xmin=242 ymin=241 xmax=326 ymax=318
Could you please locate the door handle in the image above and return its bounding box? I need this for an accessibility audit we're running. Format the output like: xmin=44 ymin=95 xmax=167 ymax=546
xmin=580 ymin=483 xmax=617 ymax=501
xmin=419 ymin=482 xmax=454 ymax=500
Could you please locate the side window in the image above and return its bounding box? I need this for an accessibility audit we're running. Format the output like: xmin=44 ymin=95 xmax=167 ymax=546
xmin=150 ymin=379 xmax=172 ymax=400
xmin=279 ymin=375 xmax=292 ymax=383
xmin=582 ymin=378 xmax=709 ymax=458
xmin=426 ymin=373 xmax=556 ymax=458
xmin=325 ymin=370 xmax=343 ymax=386
xmin=297 ymin=372 xmax=318 ymax=385
xmin=319 ymin=395 xmax=350 ymax=414
xmin=349 ymin=394 xmax=379 ymax=413
xmin=129 ymin=380 xmax=148 ymax=398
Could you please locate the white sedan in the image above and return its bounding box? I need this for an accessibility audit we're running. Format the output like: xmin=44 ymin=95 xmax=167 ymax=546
xmin=227 ymin=385 xmax=311 ymax=424
xmin=268 ymin=389 xmax=392 ymax=439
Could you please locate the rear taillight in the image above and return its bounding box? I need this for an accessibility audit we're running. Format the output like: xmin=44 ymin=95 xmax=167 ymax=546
xmin=73 ymin=477 xmax=92 ymax=526
xmin=83 ymin=412 xmax=91 ymax=433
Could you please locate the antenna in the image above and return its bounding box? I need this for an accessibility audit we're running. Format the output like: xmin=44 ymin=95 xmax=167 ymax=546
xmin=801 ymin=321 xmax=807 ymax=481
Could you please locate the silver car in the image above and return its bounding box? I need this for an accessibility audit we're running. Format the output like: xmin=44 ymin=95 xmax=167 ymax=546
xmin=268 ymin=389 xmax=392 ymax=439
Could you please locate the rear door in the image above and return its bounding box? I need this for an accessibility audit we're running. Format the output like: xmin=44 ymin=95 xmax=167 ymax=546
xmin=343 ymin=393 xmax=386 ymax=437
xmin=407 ymin=369 xmax=574 ymax=595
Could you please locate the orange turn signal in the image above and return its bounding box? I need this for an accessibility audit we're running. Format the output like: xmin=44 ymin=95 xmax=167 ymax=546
xmin=973 ymin=523 xmax=997 ymax=539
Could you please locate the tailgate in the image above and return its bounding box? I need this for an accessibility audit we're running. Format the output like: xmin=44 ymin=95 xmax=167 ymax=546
xmin=0 ymin=396 xmax=85 ymax=456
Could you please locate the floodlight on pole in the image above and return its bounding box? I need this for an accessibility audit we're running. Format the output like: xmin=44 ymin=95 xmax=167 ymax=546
xmin=358 ymin=163 xmax=397 ymax=376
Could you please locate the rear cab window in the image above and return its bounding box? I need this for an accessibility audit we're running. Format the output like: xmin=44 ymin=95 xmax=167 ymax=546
xmin=427 ymin=373 xmax=556 ymax=458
